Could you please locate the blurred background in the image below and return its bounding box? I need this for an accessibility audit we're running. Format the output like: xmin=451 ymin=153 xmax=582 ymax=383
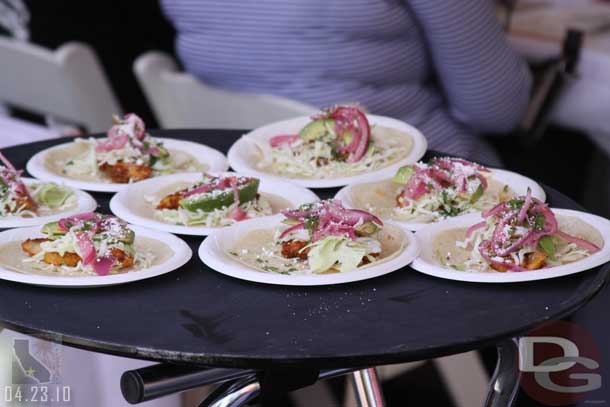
xmin=1 ymin=0 xmax=610 ymax=406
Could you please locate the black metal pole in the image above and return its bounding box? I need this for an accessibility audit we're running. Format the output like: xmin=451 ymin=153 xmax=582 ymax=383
xmin=121 ymin=364 xmax=256 ymax=404
xmin=484 ymin=338 xmax=521 ymax=407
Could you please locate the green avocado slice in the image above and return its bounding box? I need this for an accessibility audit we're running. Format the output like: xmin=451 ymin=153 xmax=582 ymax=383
xmin=41 ymin=221 xmax=66 ymax=240
xmin=392 ymin=166 xmax=415 ymax=185
xmin=37 ymin=183 xmax=72 ymax=208
xmin=179 ymin=178 xmax=260 ymax=213
xmin=299 ymin=119 xmax=335 ymax=142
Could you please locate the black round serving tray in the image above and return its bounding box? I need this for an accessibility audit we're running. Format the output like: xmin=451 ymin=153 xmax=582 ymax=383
xmin=0 ymin=129 xmax=608 ymax=370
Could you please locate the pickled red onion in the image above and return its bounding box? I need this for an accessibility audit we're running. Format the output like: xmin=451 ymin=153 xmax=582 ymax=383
xmin=555 ymin=231 xmax=600 ymax=253
xmin=269 ymin=134 xmax=300 ymax=147
xmin=92 ymin=256 xmax=115 ymax=276
xmin=75 ymin=232 xmax=95 ymax=265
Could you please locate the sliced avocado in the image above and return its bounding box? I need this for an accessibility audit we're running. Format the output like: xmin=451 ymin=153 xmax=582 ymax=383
xmin=157 ymin=145 xmax=170 ymax=158
xmin=120 ymin=229 xmax=135 ymax=245
xmin=41 ymin=221 xmax=66 ymax=239
xmin=37 ymin=183 xmax=72 ymax=208
xmin=355 ymin=221 xmax=378 ymax=237
xmin=282 ymin=218 xmax=300 ymax=225
xmin=179 ymin=179 xmax=260 ymax=213
xmin=299 ymin=119 xmax=335 ymax=142
xmin=538 ymin=235 xmax=555 ymax=259
xmin=469 ymin=184 xmax=484 ymax=203
xmin=342 ymin=130 xmax=354 ymax=146
xmin=392 ymin=166 xmax=415 ymax=185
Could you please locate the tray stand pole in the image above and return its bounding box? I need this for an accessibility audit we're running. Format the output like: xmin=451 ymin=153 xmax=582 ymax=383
xmin=198 ymin=374 xmax=260 ymax=407
xmin=484 ymin=338 xmax=521 ymax=407
xmin=351 ymin=368 xmax=386 ymax=407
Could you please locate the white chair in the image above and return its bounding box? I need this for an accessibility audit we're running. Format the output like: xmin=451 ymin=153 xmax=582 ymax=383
xmin=133 ymin=51 xmax=317 ymax=129
xmin=0 ymin=37 xmax=121 ymax=133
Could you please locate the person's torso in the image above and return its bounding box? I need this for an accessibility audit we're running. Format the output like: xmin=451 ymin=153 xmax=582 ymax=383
xmin=163 ymin=0 xmax=433 ymax=113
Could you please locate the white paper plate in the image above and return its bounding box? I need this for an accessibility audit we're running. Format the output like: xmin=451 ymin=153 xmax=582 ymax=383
xmin=0 ymin=225 xmax=192 ymax=287
xmin=411 ymin=209 xmax=610 ymax=283
xmin=335 ymin=168 xmax=546 ymax=232
xmin=0 ymin=178 xmax=97 ymax=229
xmin=26 ymin=138 xmax=229 ymax=193
xmin=110 ymin=172 xmax=320 ymax=236
xmin=227 ymin=115 xmax=427 ymax=188
xmin=199 ymin=214 xmax=420 ymax=286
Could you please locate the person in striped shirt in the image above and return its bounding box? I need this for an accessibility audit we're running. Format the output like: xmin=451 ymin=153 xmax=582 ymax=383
xmin=161 ymin=0 xmax=532 ymax=165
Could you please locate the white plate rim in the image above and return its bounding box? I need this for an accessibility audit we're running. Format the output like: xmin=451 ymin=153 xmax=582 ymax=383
xmin=227 ymin=114 xmax=427 ymax=188
xmin=0 ymin=178 xmax=98 ymax=229
xmin=198 ymin=214 xmax=420 ymax=286
xmin=335 ymin=168 xmax=546 ymax=232
xmin=411 ymin=209 xmax=610 ymax=283
xmin=0 ymin=225 xmax=192 ymax=287
xmin=26 ymin=138 xmax=229 ymax=193
xmin=109 ymin=172 xmax=320 ymax=236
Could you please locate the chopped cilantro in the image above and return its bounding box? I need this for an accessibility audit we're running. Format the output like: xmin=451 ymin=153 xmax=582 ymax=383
xmin=441 ymin=190 xmax=449 ymax=205
xmin=534 ymin=214 xmax=545 ymax=230
xmin=304 ymin=216 xmax=318 ymax=232
xmin=507 ymin=199 xmax=524 ymax=210
xmin=538 ymin=235 xmax=555 ymax=259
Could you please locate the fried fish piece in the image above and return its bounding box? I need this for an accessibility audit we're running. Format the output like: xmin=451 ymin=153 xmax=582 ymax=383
xmin=109 ymin=247 xmax=134 ymax=268
xmin=281 ymin=240 xmax=310 ymax=260
xmin=22 ymin=238 xmax=82 ymax=266
xmin=156 ymin=191 xmax=183 ymax=210
xmin=99 ymin=162 xmax=152 ymax=183
xmin=21 ymin=238 xmax=134 ymax=269
xmin=489 ymin=250 xmax=548 ymax=272
xmin=14 ymin=195 xmax=38 ymax=212
xmin=21 ymin=238 xmax=46 ymax=256
xmin=396 ymin=193 xmax=407 ymax=208
xmin=43 ymin=251 xmax=81 ymax=267
xmin=490 ymin=263 xmax=509 ymax=273
xmin=359 ymin=252 xmax=380 ymax=266
xmin=523 ymin=251 xmax=547 ymax=270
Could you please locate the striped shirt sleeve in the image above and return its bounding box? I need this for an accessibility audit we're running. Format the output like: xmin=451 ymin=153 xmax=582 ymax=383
xmin=406 ymin=0 xmax=533 ymax=133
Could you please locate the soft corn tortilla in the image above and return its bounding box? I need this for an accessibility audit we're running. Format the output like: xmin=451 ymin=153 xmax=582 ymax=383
xmin=256 ymin=126 xmax=413 ymax=179
xmin=349 ymin=177 xmax=513 ymax=222
xmin=229 ymin=223 xmax=407 ymax=275
xmin=0 ymin=237 xmax=173 ymax=277
xmin=433 ymin=215 xmax=604 ymax=271
xmin=45 ymin=142 xmax=204 ymax=183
